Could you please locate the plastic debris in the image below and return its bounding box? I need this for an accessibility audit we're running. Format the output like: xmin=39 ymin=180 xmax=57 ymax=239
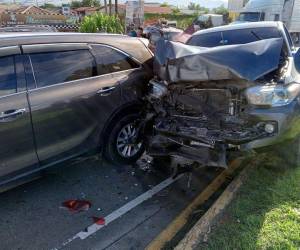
xmin=92 ymin=216 xmax=106 ymax=225
xmin=135 ymin=155 xmax=153 ymax=172
xmin=61 ymin=200 xmax=91 ymax=213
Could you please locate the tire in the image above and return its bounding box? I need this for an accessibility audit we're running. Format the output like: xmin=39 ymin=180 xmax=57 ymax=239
xmin=104 ymin=114 xmax=145 ymax=165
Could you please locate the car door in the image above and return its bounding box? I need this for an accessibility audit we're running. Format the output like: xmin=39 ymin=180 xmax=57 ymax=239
xmin=90 ymin=44 xmax=149 ymax=105
xmin=22 ymin=43 xmax=121 ymax=165
xmin=0 ymin=47 xmax=39 ymax=182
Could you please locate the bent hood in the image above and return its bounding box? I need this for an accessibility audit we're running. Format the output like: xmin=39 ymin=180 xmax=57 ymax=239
xmin=154 ymin=38 xmax=283 ymax=83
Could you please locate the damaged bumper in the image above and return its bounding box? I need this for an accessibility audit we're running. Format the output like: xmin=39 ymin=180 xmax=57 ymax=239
xmin=142 ymin=37 xmax=300 ymax=168
xmin=242 ymin=99 xmax=300 ymax=150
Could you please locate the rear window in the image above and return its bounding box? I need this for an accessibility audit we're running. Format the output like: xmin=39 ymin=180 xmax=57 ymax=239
xmin=91 ymin=45 xmax=139 ymax=75
xmin=187 ymin=27 xmax=281 ymax=47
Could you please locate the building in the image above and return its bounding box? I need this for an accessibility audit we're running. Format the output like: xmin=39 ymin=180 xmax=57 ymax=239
xmin=0 ymin=5 xmax=78 ymax=31
xmin=74 ymin=6 xmax=101 ymax=19
xmin=228 ymin=0 xmax=249 ymax=20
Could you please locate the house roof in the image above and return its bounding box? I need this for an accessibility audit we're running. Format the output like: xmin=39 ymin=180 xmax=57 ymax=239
xmin=144 ymin=6 xmax=172 ymax=14
xmin=113 ymin=4 xmax=172 ymax=14
xmin=15 ymin=5 xmax=54 ymax=15
xmin=0 ymin=4 xmax=22 ymax=14
xmin=74 ymin=7 xmax=100 ymax=12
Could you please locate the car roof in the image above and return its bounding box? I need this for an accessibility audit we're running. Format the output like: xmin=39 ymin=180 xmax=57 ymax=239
xmin=192 ymin=21 xmax=281 ymax=36
xmin=0 ymin=32 xmax=152 ymax=64
xmin=0 ymin=32 xmax=130 ymax=46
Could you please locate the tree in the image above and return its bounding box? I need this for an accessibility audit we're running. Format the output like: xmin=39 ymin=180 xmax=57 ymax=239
xmin=71 ymin=0 xmax=100 ymax=8
xmin=188 ymin=2 xmax=200 ymax=10
xmin=40 ymin=3 xmax=56 ymax=10
xmin=188 ymin=2 xmax=209 ymax=13
xmin=71 ymin=1 xmax=83 ymax=8
xmin=80 ymin=13 xmax=124 ymax=33
xmin=172 ymin=7 xmax=180 ymax=14
xmin=160 ymin=2 xmax=169 ymax=7
xmin=213 ymin=4 xmax=228 ymax=15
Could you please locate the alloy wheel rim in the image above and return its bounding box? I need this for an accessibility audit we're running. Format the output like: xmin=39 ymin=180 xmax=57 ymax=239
xmin=116 ymin=123 xmax=142 ymax=158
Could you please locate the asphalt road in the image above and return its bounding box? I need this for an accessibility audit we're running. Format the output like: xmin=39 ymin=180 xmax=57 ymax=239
xmin=0 ymin=154 xmax=219 ymax=250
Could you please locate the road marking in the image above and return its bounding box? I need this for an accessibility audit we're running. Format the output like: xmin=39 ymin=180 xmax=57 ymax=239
xmin=146 ymin=158 xmax=245 ymax=250
xmin=53 ymin=174 xmax=184 ymax=250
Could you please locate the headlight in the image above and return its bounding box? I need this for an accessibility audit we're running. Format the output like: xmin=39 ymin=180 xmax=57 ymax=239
xmin=245 ymin=83 xmax=300 ymax=107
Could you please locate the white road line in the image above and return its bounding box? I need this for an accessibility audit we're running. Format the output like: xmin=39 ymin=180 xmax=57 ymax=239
xmin=54 ymin=174 xmax=184 ymax=250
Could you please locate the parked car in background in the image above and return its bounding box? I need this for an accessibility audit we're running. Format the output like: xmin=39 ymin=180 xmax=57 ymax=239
xmin=144 ymin=26 xmax=183 ymax=52
xmin=0 ymin=25 xmax=58 ymax=32
xmin=0 ymin=33 xmax=153 ymax=188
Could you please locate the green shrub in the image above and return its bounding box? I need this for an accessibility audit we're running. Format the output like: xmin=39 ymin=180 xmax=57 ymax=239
xmin=80 ymin=13 xmax=124 ymax=33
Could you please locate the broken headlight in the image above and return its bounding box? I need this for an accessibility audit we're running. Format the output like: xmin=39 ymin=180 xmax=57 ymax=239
xmin=245 ymin=83 xmax=300 ymax=107
xmin=148 ymin=80 xmax=168 ymax=99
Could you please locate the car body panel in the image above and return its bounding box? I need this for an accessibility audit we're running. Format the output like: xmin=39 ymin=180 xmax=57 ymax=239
xmin=0 ymin=33 xmax=153 ymax=188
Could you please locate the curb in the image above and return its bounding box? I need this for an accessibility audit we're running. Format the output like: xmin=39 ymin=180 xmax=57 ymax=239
xmin=146 ymin=157 xmax=245 ymax=250
xmin=175 ymin=162 xmax=253 ymax=250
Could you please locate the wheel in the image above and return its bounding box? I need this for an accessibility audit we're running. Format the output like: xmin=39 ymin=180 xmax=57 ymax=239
xmin=104 ymin=114 xmax=145 ymax=165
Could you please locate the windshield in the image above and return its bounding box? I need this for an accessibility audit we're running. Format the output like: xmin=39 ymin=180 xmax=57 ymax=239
xmin=238 ymin=12 xmax=261 ymax=22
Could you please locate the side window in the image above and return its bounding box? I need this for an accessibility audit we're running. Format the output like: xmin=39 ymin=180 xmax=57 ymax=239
xmin=0 ymin=56 xmax=17 ymax=97
xmin=187 ymin=32 xmax=223 ymax=47
xmin=29 ymin=50 xmax=96 ymax=88
xmin=91 ymin=45 xmax=140 ymax=75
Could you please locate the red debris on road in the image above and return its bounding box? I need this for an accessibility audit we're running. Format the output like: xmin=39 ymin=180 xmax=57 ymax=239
xmin=61 ymin=200 xmax=92 ymax=213
xmin=92 ymin=216 xmax=106 ymax=225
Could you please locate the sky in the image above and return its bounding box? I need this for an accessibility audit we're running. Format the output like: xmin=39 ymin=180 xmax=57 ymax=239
xmin=0 ymin=0 xmax=229 ymax=9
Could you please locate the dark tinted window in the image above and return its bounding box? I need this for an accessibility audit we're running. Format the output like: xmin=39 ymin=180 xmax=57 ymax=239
xmin=91 ymin=45 xmax=139 ymax=75
xmin=187 ymin=27 xmax=281 ymax=47
xmin=222 ymin=27 xmax=281 ymax=45
xmin=0 ymin=56 xmax=17 ymax=97
xmin=187 ymin=32 xmax=222 ymax=47
xmin=30 ymin=50 xmax=95 ymax=88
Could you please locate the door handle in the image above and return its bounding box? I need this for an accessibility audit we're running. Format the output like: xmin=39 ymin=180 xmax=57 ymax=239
xmin=97 ymin=86 xmax=116 ymax=96
xmin=0 ymin=108 xmax=26 ymax=122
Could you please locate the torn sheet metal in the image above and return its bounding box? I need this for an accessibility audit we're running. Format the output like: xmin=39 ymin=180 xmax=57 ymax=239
xmin=154 ymin=38 xmax=283 ymax=83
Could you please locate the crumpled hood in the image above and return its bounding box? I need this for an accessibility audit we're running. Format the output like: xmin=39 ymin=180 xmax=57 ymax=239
xmin=154 ymin=38 xmax=283 ymax=83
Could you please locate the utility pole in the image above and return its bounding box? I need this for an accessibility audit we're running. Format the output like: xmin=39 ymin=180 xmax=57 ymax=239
xmin=115 ymin=0 xmax=118 ymax=16
xmin=104 ymin=0 xmax=108 ymax=14
xmin=109 ymin=0 xmax=112 ymax=15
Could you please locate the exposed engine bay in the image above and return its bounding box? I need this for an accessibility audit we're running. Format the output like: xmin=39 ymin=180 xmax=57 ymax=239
xmin=140 ymin=38 xmax=287 ymax=168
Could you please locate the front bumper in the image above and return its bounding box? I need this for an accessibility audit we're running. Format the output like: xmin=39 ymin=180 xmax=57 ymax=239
xmin=241 ymin=97 xmax=300 ymax=150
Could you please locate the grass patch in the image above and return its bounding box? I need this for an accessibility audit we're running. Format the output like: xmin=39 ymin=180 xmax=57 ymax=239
xmin=197 ymin=160 xmax=300 ymax=250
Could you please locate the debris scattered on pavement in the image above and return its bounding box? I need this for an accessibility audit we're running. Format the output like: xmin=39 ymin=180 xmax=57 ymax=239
xmin=61 ymin=200 xmax=92 ymax=213
xmin=135 ymin=155 xmax=154 ymax=172
xmin=92 ymin=216 xmax=106 ymax=225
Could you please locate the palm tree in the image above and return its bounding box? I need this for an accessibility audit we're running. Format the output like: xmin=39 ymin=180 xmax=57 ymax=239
xmin=115 ymin=0 xmax=118 ymax=16
xmin=104 ymin=0 xmax=108 ymax=13
xmin=109 ymin=0 xmax=112 ymax=15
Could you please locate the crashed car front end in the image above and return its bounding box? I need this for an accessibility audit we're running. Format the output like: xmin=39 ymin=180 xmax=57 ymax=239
xmin=141 ymin=38 xmax=300 ymax=168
